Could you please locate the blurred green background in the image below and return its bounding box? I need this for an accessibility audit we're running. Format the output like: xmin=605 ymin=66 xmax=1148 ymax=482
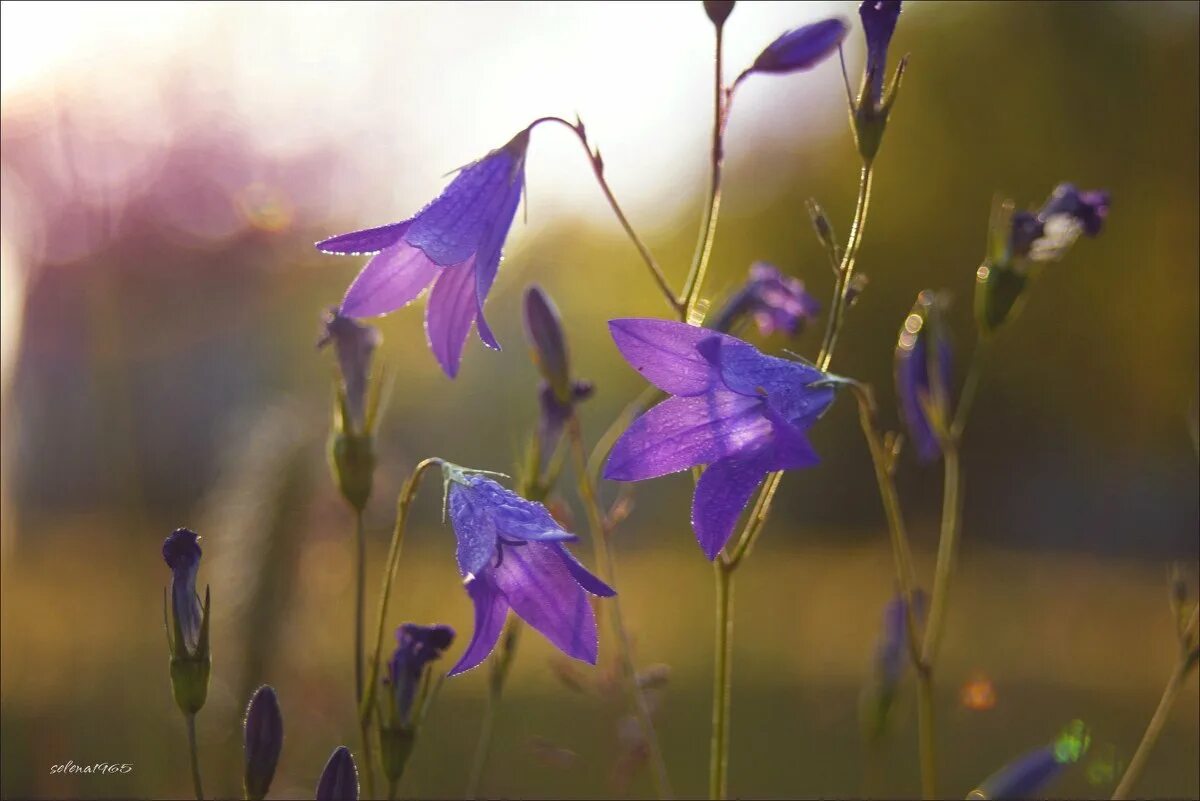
xmin=1 ymin=1 xmax=1197 ymax=799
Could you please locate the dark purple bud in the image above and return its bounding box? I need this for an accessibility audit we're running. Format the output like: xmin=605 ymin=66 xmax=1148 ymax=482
xmin=318 ymin=308 xmax=382 ymax=434
xmin=386 ymin=623 xmax=455 ymax=727
xmin=163 ymin=528 xmax=203 ymax=655
xmin=743 ymin=18 xmax=848 ymax=81
xmin=859 ymin=1 xmax=901 ymax=110
xmin=243 ymin=685 xmax=283 ymax=801
xmin=523 ymin=286 xmax=572 ymax=404
xmin=703 ymin=0 xmax=735 ymax=27
xmin=315 ymin=746 xmax=359 ymax=801
xmin=895 ymin=291 xmax=952 ymax=462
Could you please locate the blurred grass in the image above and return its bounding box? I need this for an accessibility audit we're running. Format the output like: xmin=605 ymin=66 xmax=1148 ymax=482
xmin=2 ymin=513 xmax=1196 ymax=799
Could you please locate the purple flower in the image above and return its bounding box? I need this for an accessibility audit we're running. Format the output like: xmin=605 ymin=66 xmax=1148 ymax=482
xmin=860 ymin=2 xmax=901 ymax=111
xmin=874 ymin=590 xmax=925 ymax=689
xmin=712 ymin=262 xmax=820 ymax=337
xmin=969 ymin=721 xmax=1090 ymax=800
xmin=1011 ymin=183 xmax=1111 ymax=263
xmin=523 ymin=285 xmax=595 ymax=455
xmin=446 ymin=473 xmax=614 ymax=677
xmin=385 ymin=624 xmax=455 ymax=727
xmin=243 ymin=685 xmax=283 ymax=801
xmin=315 ymin=746 xmax=359 ymax=801
xmin=738 ymin=18 xmax=849 ymax=83
xmin=895 ymin=291 xmax=952 ymax=462
xmin=318 ymin=308 xmax=381 ymax=433
xmin=163 ymin=528 xmax=203 ymax=655
xmin=317 ymin=130 xmax=530 ymax=377
xmin=602 ymin=319 xmax=836 ymax=559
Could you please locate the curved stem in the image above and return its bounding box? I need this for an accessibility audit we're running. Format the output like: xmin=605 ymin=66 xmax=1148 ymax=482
xmin=680 ymin=26 xmax=728 ymax=321
xmin=568 ymin=415 xmax=673 ymax=800
xmin=529 ymin=116 xmax=680 ymax=315
xmin=184 ymin=713 xmax=204 ymax=801
xmin=1112 ymin=605 xmax=1199 ymax=800
xmin=709 ymin=561 xmax=734 ymax=800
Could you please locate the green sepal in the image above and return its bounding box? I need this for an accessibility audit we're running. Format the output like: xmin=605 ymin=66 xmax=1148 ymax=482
xmin=169 ymin=586 xmax=211 ymax=715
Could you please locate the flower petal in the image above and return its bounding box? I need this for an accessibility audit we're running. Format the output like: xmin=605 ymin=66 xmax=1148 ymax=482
xmin=749 ymin=18 xmax=848 ymax=76
xmin=447 ymin=578 xmax=510 ymax=677
xmin=556 ymin=546 xmax=616 ymax=598
xmin=448 ymin=480 xmax=498 ymax=580
xmin=604 ymin=392 xmax=771 ymax=481
xmin=491 ymin=542 xmax=599 ymax=665
xmin=317 ymin=221 xmax=410 ymax=255
xmin=464 ymin=477 xmax=577 ymax=545
xmin=340 ymin=242 xmax=444 ymax=318
xmin=696 ymin=336 xmax=834 ymax=426
xmin=608 ymin=318 xmax=726 ymax=396
xmin=692 ymin=454 xmax=771 ymax=560
xmin=424 ymin=259 xmax=479 ymax=378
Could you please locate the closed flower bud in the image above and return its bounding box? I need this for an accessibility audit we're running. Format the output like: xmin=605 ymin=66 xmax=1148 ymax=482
xmin=162 ymin=528 xmax=211 ymax=715
xmin=316 ymin=746 xmax=359 ymax=801
xmin=320 ymin=309 xmax=382 ymax=511
xmin=895 ymin=292 xmax=952 ymax=462
xmin=968 ymin=720 xmax=1090 ymax=799
xmin=243 ymin=685 xmax=283 ymax=801
xmin=523 ymin=286 xmax=572 ymax=404
xmin=379 ymin=624 xmax=455 ymax=785
xmin=703 ymin=0 xmax=735 ymax=27
xmin=852 ymin=1 xmax=905 ymax=162
xmin=736 ymin=18 xmax=848 ymax=84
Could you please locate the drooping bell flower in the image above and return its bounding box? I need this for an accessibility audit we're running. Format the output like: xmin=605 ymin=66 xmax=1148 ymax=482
xmin=315 ymin=746 xmax=359 ymax=801
xmin=317 ymin=130 xmax=530 ymax=377
xmin=443 ymin=466 xmax=615 ymax=676
xmin=163 ymin=528 xmax=211 ymax=715
xmin=711 ymin=262 xmax=820 ymax=337
xmin=894 ymin=291 xmax=952 ymax=462
xmin=976 ymin=184 xmax=1111 ymax=334
xmin=602 ymin=319 xmax=836 ymax=559
xmin=243 ymin=685 xmax=283 ymax=801
xmin=968 ymin=720 xmax=1090 ymax=799
xmin=734 ymin=17 xmax=849 ymax=85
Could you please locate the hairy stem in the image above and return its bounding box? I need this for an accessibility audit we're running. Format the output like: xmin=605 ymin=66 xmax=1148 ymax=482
xmin=568 ymin=415 xmax=673 ymax=800
xmin=185 ymin=713 xmax=204 ymax=801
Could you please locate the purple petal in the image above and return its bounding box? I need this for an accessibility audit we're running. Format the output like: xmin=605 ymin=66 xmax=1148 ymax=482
xmin=448 ymin=578 xmax=510 ymax=677
xmin=405 ymin=131 xmax=529 ymax=267
xmin=340 ymin=242 xmax=443 ymax=318
xmin=750 ymin=18 xmax=848 ymax=76
xmin=556 ymin=546 xmax=616 ymax=598
xmin=448 ymin=480 xmax=499 ymax=579
xmin=604 ymin=391 xmax=771 ymax=481
xmin=608 ymin=318 xmax=726 ymax=396
xmin=317 ymin=221 xmax=410 ymax=255
xmin=491 ymin=542 xmax=599 ymax=665
xmin=424 ymin=259 xmax=480 ymax=378
xmin=761 ymin=405 xmax=822 ymax=469
xmin=692 ymin=454 xmax=771 ymax=560
xmin=696 ymin=336 xmax=834 ymax=426
xmin=463 ymin=477 xmax=578 ymax=545
xmin=473 ymin=154 xmax=526 ymax=312
xmin=860 ymin=1 xmax=901 ymax=105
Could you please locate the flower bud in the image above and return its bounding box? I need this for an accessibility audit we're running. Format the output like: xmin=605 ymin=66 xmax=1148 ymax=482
xmin=329 ymin=430 xmax=376 ymax=512
xmin=738 ymin=18 xmax=848 ymax=84
xmin=968 ymin=720 xmax=1090 ymax=799
xmin=243 ymin=685 xmax=283 ymax=801
xmin=852 ymin=1 xmax=904 ymax=162
xmin=860 ymin=589 xmax=925 ymax=743
xmin=523 ymin=286 xmax=571 ymax=404
xmin=316 ymin=746 xmax=359 ymax=801
xmin=895 ymin=291 xmax=952 ymax=461
xmin=163 ymin=528 xmax=211 ymax=715
xmin=318 ymin=309 xmax=382 ymax=436
xmin=703 ymin=0 xmax=735 ymax=27
xmin=378 ymin=624 xmax=455 ymax=785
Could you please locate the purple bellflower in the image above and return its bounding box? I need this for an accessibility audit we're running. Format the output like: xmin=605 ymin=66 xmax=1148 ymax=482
xmin=712 ymin=262 xmax=820 ymax=337
xmin=895 ymin=291 xmax=952 ymax=462
xmin=602 ymin=319 xmax=836 ymax=560
xmin=317 ymin=129 xmax=530 ymax=377
xmin=385 ymin=624 xmax=455 ymax=728
xmin=523 ymin=286 xmax=594 ymax=457
xmin=968 ymin=721 xmax=1090 ymax=800
xmin=859 ymin=1 xmax=902 ymax=111
xmin=318 ymin=308 xmax=381 ymax=435
xmin=737 ymin=17 xmax=849 ymax=84
xmin=243 ymin=685 xmax=283 ymax=801
xmin=163 ymin=528 xmax=211 ymax=715
xmin=445 ymin=470 xmax=614 ymax=677
xmin=315 ymin=746 xmax=359 ymax=801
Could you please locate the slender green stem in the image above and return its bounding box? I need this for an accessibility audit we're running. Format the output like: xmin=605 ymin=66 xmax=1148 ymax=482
xmin=568 ymin=415 xmax=673 ymax=800
xmin=709 ymin=561 xmax=734 ymax=801
xmin=352 ymin=510 xmax=376 ymax=798
xmin=921 ymin=443 xmax=961 ymax=667
xmin=951 ymin=340 xmax=989 ymax=440
xmin=184 ymin=713 xmax=204 ymax=801
xmin=387 ymin=778 xmax=398 ymax=801
xmin=680 ymin=25 xmax=727 ymax=321
xmin=465 ymin=679 xmax=499 ymax=800
xmin=816 ymin=163 xmax=874 ymax=373
xmin=916 ymin=670 xmax=937 ymax=799
xmin=1112 ymin=605 xmax=1199 ymax=800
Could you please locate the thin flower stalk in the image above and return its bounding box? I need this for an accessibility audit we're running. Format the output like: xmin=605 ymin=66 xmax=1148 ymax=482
xmin=185 ymin=713 xmax=204 ymax=801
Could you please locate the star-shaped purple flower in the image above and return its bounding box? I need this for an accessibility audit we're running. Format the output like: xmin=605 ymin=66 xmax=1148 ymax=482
xmin=602 ymin=319 xmax=836 ymax=560
xmin=317 ymin=130 xmax=530 ymax=377
xmin=446 ymin=474 xmax=614 ymax=677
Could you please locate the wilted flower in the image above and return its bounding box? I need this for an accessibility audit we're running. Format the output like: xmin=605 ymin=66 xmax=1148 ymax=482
xmin=316 ymin=746 xmax=359 ymax=801
xmin=243 ymin=685 xmax=283 ymax=801
xmin=603 ymin=319 xmax=836 ymax=559
xmin=735 ymin=18 xmax=848 ymax=84
xmin=712 ymin=262 xmax=820 ymax=337
xmin=318 ymin=308 xmax=381 ymax=435
xmin=895 ymin=291 xmax=952 ymax=462
xmin=317 ymin=130 xmax=530 ymax=377
xmin=444 ymin=469 xmax=615 ymax=676
xmin=163 ymin=528 xmax=211 ymax=715
xmin=968 ymin=720 xmax=1090 ymax=800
